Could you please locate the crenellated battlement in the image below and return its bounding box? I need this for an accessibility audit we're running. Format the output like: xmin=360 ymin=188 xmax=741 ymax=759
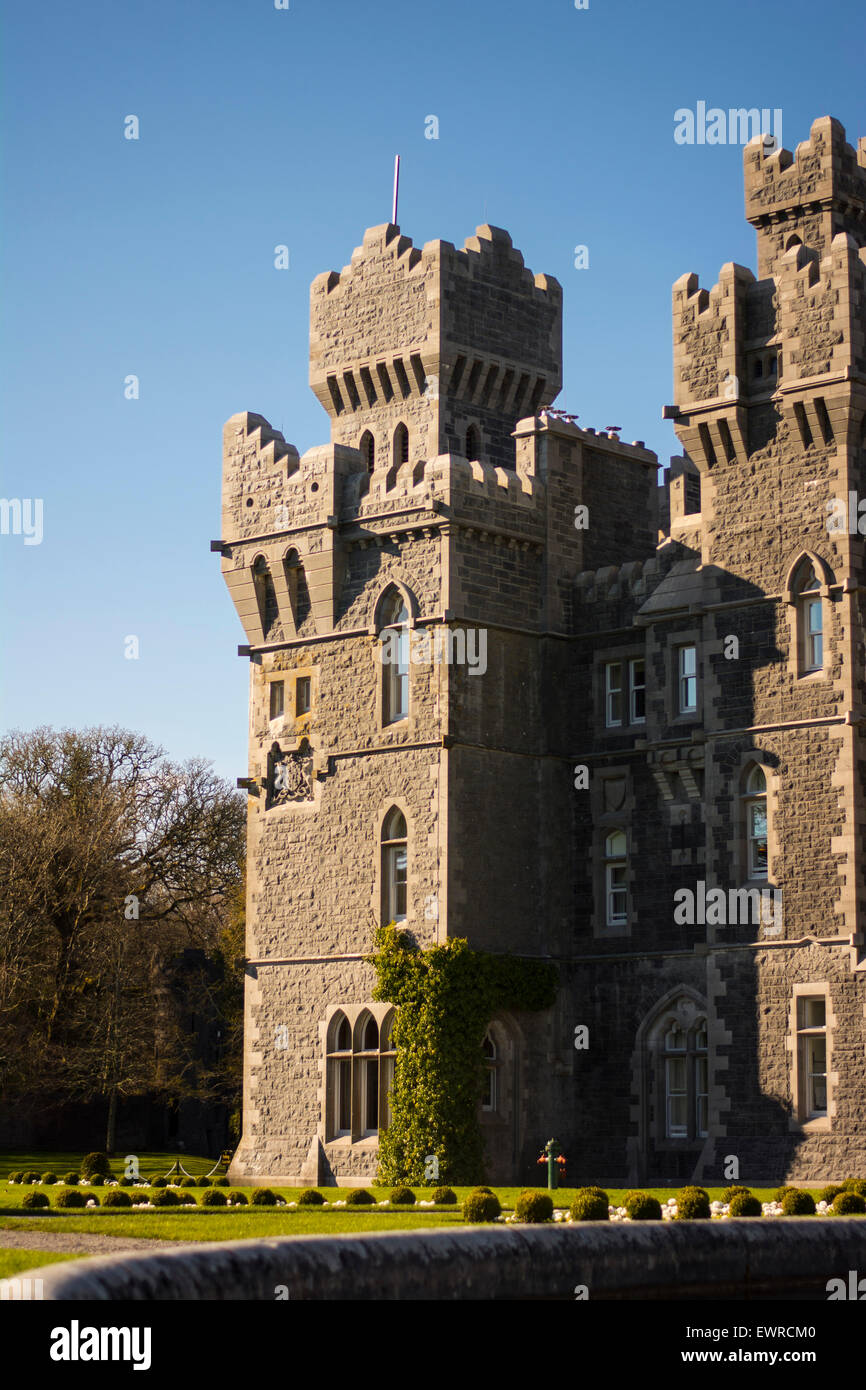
xmin=745 ymin=116 xmax=866 ymax=279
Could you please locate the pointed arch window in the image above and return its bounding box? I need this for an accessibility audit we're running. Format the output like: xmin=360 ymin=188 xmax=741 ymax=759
xmin=379 ymin=589 xmax=410 ymax=723
xmin=393 ymin=422 xmax=409 ymax=466
xmin=326 ymin=1013 xmax=352 ymax=1137
xmin=360 ymin=431 xmax=375 ymax=473
xmin=252 ymin=555 xmax=278 ymax=635
xmin=743 ymin=765 xmax=768 ymax=880
xmin=381 ymin=807 xmax=408 ymax=924
xmin=663 ymin=1017 xmax=708 ymax=1139
xmin=793 ymin=560 xmax=823 ymax=673
xmin=481 ymin=1032 xmax=498 ymax=1111
xmin=325 ymin=1008 xmax=398 ymax=1140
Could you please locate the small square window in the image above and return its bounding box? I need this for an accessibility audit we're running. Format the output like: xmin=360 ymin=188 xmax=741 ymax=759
xmin=269 ymin=681 xmax=284 ymax=720
xmin=295 ymin=676 xmax=311 ymax=716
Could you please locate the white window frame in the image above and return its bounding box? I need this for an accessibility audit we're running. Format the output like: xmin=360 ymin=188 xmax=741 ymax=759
xmin=604 ymin=830 xmax=628 ymax=926
xmin=678 ymin=644 xmax=697 ymax=713
xmin=797 ymin=996 xmax=828 ymax=1120
xmin=743 ymin=765 xmax=768 ymax=881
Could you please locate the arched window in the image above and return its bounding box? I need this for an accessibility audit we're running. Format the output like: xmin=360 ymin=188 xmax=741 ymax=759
xmin=326 ymin=1013 xmax=352 ymax=1137
xmin=325 ymin=1008 xmax=397 ymax=1141
xmin=743 ymin=765 xmax=768 ymax=881
xmin=481 ymin=1032 xmax=498 ymax=1112
xmin=381 ymin=807 xmax=408 ymax=924
xmin=794 ymin=561 xmax=823 ymax=672
xmin=357 ymin=1013 xmax=380 ymax=1136
xmin=465 ymin=424 xmax=480 ymax=462
xmin=360 ymin=431 xmax=375 ymax=473
xmin=393 ymin=422 xmax=409 ymax=466
xmin=379 ymin=589 xmax=409 ymax=723
xmin=252 ymin=555 xmax=278 ymax=634
xmin=604 ymin=830 xmax=627 ymax=927
xmin=663 ymin=1017 xmax=708 ymax=1139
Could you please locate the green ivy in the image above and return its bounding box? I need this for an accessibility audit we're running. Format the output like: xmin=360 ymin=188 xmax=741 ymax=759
xmin=369 ymin=923 xmax=558 ymax=1185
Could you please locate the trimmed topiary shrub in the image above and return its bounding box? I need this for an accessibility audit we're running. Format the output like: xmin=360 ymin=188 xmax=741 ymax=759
xmin=728 ymin=1193 xmax=762 ymax=1217
xmin=832 ymin=1191 xmax=866 ymax=1215
xmin=88 ymin=1175 xmax=105 ymax=1187
xmin=250 ymin=1188 xmax=278 ymax=1206
xmin=227 ymin=1190 xmax=248 ymax=1205
xmin=781 ymin=1189 xmax=816 ymax=1215
xmin=201 ymin=1188 xmax=227 ymax=1206
xmin=297 ymin=1188 xmax=325 ymax=1206
xmin=213 ymin=1177 xmax=229 ymax=1187
xmin=22 ymin=1190 xmax=49 ymax=1209
xmin=40 ymin=1172 xmax=58 ymax=1185
xmin=178 ymin=1191 xmax=196 ymax=1205
xmin=841 ymin=1178 xmax=866 ymax=1197
xmin=55 ymin=1188 xmax=87 ymax=1208
xmin=389 ymin=1186 xmax=416 ymax=1206
xmin=817 ymin=1185 xmax=844 ymax=1205
xmin=23 ymin=1171 xmax=40 ymax=1184
xmin=150 ymin=1188 xmax=180 ymax=1207
xmin=570 ymin=1190 xmax=609 ymax=1222
xmin=676 ymin=1187 xmax=711 ymax=1220
xmin=624 ymin=1191 xmax=662 ymax=1221
xmin=197 ymin=1177 xmax=212 ymax=1188
xmin=722 ymin=1186 xmax=751 ymax=1203
xmin=118 ymin=1176 xmax=134 ymax=1187
xmin=774 ymin=1185 xmax=798 ymax=1204
xmin=515 ymin=1190 xmax=554 ymax=1223
xmin=149 ymin=1177 xmax=167 ymax=1188
xmin=179 ymin=1177 xmax=197 ymax=1188
xmin=471 ymin=1186 xmax=494 ymax=1195
xmin=462 ymin=1191 xmax=501 ymax=1223
xmin=345 ymin=1188 xmax=376 ymax=1206
xmin=678 ymin=1185 xmax=709 ymax=1201
xmin=432 ymin=1187 xmax=457 ymax=1205
xmin=7 ymin=1171 xmax=21 ymax=1183
xmin=81 ymin=1152 xmax=111 ymax=1179
xmin=102 ymin=1189 xmax=132 ymax=1208
xmin=61 ymin=1173 xmax=79 ymax=1186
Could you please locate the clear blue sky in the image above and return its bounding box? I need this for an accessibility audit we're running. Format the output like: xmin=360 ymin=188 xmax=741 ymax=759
xmin=1 ymin=0 xmax=863 ymax=783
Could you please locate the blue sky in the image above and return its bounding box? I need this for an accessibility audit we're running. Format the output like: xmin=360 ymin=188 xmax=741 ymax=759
xmin=1 ymin=0 xmax=863 ymax=783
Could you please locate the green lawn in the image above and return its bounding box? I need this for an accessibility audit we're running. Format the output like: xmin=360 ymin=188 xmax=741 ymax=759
xmin=0 ymin=1248 xmax=80 ymax=1278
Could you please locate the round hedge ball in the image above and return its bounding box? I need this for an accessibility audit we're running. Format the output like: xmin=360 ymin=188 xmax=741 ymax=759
xmin=832 ymin=1191 xmax=866 ymax=1215
xmin=389 ymin=1186 xmax=416 ymax=1206
xmin=149 ymin=1177 xmax=167 ymax=1188
xmin=250 ymin=1188 xmax=278 ymax=1206
xmin=22 ymin=1190 xmax=50 ymax=1209
xmin=180 ymin=1177 xmax=197 ymax=1188
xmin=774 ymin=1185 xmax=798 ymax=1204
xmin=728 ymin=1192 xmax=762 ymax=1217
xmin=345 ymin=1189 xmax=375 ymax=1206
xmin=227 ymin=1190 xmax=248 ymax=1206
xmin=55 ymin=1188 xmax=87 ymax=1209
xmin=462 ymin=1191 xmax=501 ymax=1223
xmin=515 ymin=1190 xmax=554 ymax=1223
xmin=213 ymin=1177 xmax=229 ymax=1187
xmin=88 ymin=1175 xmax=105 ymax=1187
xmin=150 ymin=1188 xmax=181 ymax=1207
xmin=23 ymin=1172 xmax=41 ymax=1185
xmin=781 ymin=1189 xmax=816 ymax=1215
xmin=624 ymin=1191 xmax=662 ymax=1221
xmin=431 ymin=1187 xmax=457 ymax=1205
xmin=297 ymin=1188 xmax=325 ymax=1206
xmin=570 ymin=1190 xmax=609 ymax=1221
xmin=470 ymin=1186 xmax=494 ymax=1195
xmin=40 ymin=1172 xmax=58 ymax=1185
xmin=721 ymin=1186 xmax=751 ymax=1203
xmin=841 ymin=1178 xmax=866 ymax=1197
xmin=676 ymin=1188 xmax=711 ymax=1220
xmin=817 ymin=1185 xmax=844 ymax=1205
xmin=102 ymin=1189 xmax=132 ymax=1208
xmin=81 ymin=1152 xmax=111 ymax=1179
xmin=201 ymin=1188 xmax=227 ymax=1206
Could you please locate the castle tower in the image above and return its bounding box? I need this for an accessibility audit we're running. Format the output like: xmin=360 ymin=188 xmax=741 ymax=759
xmin=217 ymin=221 xmax=659 ymax=1187
xmin=309 ymin=222 xmax=562 ymax=471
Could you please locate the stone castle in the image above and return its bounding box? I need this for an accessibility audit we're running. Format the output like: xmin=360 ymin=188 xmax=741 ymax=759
xmin=217 ymin=116 xmax=866 ymax=1186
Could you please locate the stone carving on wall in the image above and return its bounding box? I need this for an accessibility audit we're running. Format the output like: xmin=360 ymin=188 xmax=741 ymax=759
xmin=268 ymin=738 xmax=314 ymax=807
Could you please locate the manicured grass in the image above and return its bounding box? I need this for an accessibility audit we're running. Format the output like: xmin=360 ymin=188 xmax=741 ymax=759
xmin=0 ymin=1150 xmax=216 ymax=1180
xmin=0 ymin=1248 xmax=81 ymax=1278
xmin=1 ymin=1209 xmax=465 ymax=1240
